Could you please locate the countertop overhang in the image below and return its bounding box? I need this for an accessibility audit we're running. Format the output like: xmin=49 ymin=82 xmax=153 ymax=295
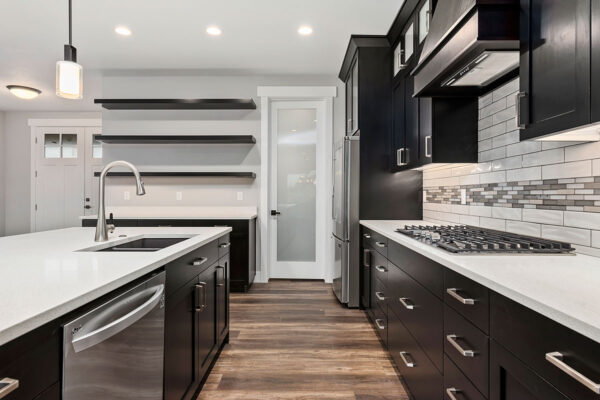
xmin=361 ymin=220 xmax=600 ymax=344
xmin=80 ymin=206 xmax=258 ymax=220
xmin=0 ymin=226 xmax=231 ymax=346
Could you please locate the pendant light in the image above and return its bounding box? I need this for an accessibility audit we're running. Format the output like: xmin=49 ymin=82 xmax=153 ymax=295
xmin=56 ymin=0 xmax=82 ymax=99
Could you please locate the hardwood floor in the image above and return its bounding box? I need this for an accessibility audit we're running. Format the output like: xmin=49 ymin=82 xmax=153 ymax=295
xmin=197 ymin=280 xmax=410 ymax=400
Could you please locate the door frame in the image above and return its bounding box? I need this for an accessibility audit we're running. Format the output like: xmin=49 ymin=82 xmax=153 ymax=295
xmin=29 ymin=119 xmax=101 ymax=232
xmin=257 ymin=87 xmax=337 ymax=283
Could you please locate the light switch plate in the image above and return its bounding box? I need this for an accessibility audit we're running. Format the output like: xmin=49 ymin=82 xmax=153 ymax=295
xmin=237 ymin=191 xmax=243 ymax=201
xmin=460 ymin=188 xmax=467 ymax=205
xmin=176 ymin=191 xmax=183 ymax=201
xmin=124 ymin=191 xmax=130 ymax=200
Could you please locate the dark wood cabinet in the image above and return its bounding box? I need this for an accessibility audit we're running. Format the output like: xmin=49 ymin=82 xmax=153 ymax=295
xmin=196 ymin=265 xmax=217 ymax=374
xmin=519 ymin=0 xmax=592 ymax=140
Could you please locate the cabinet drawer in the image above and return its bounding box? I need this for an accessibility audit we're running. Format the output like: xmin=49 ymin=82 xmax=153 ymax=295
xmin=491 ymin=292 xmax=600 ymax=400
xmin=373 ymin=276 xmax=387 ymax=312
xmin=371 ymin=251 xmax=388 ymax=288
xmin=444 ymin=355 xmax=486 ymax=400
xmin=165 ymin=240 xmax=219 ymax=297
xmin=0 ymin=325 xmax=60 ymax=400
xmin=371 ymin=303 xmax=388 ymax=348
xmin=388 ymin=310 xmax=443 ymax=400
xmin=444 ymin=269 xmax=489 ymax=334
xmin=389 ymin=263 xmax=443 ymax=372
xmin=218 ymin=234 xmax=231 ymax=257
xmin=362 ymin=228 xmax=388 ymax=258
xmin=444 ymin=305 xmax=489 ymax=396
xmin=388 ymin=240 xmax=443 ymax=299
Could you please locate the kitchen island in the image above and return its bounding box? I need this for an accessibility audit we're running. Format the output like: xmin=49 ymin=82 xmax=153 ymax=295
xmin=0 ymin=226 xmax=232 ymax=400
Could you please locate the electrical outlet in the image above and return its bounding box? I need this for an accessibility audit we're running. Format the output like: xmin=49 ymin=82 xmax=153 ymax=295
xmin=461 ymin=188 xmax=467 ymax=205
xmin=237 ymin=191 xmax=243 ymax=201
xmin=176 ymin=191 xmax=183 ymax=201
xmin=124 ymin=191 xmax=130 ymax=201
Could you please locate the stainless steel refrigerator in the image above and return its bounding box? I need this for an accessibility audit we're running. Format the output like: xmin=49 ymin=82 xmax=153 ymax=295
xmin=332 ymin=135 xmax=360 ymax=308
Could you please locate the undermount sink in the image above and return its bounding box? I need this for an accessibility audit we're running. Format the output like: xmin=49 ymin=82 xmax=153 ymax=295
xmin=80 ymin=237 xmax=191 ymax=252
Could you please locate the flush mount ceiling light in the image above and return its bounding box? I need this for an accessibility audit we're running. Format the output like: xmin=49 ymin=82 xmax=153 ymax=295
xmin=56 ymin=0 xmax=83 ymax=99
xmin=115 ymin=26 xmax=132 ymax=36
xmin=298 ymin=25 xmax=313 ymax=36
xmin=6 ymin=85 xmax=41 ymax=100
xmin=206 ymin=26 xmax=222 ymax=36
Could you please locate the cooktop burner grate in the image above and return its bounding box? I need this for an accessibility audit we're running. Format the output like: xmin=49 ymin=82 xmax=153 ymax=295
xmin=395 ymin=225 xmax=575 ymax=254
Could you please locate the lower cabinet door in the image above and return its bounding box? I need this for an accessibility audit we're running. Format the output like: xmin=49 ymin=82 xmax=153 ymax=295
xmin=388 ymin=309 xmax=443 ymax=400
xmin=444 ymin=355 xmax=486 ymax=400
xmin=197 ymin=265 xmax=217 ymax=371
xmin=164 ymin=277 xmax=201 ymax=400
xmin=216 ymin=254 xmax=229 ymax=340
xmin=490 ymin=340 xmax=570 ymax=400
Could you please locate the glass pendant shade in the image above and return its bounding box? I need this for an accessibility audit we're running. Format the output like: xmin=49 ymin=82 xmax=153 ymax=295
xmin=56 ymin=60 xmax=82 ymax=99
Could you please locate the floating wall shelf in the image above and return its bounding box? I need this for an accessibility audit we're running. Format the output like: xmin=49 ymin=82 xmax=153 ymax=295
xmin=94 ymin=98 xmax=257 ymax=110
xmin=94 ymin=135 xmax=256 ymax=144
xmin=94 ymin=171 xmax=256 ymax=178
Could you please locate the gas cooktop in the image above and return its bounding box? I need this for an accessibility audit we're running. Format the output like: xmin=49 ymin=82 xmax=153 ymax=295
xmin=395 ymin=225 xmax=575 ymax=254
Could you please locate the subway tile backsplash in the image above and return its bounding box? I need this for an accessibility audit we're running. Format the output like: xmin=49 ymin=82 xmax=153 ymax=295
xmin=423 ymin=78 xmax=600 ymax=257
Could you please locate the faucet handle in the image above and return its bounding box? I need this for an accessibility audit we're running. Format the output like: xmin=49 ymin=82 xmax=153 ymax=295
xmin=107 ymin=224 xmax=116 ymax=234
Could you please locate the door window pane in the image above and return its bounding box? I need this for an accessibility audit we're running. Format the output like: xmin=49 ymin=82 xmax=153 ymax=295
xmin=92 ymin=137 xmax=103 ymax=159
xmin=44 ymin=134 xmax=61 ymax=158
xmin=403 ymin=23 xmax=414 ymax=63
xmin=62 ymin=134 xmax=78 ymax=158
xmin=419 ymin=1 xmax=430 ymax=43
xmin=276 ymin=108 xmax=317 ymax=262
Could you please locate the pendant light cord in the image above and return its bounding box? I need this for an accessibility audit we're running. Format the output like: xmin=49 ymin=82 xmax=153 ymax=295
xmin=68 ymin=0 xmax=72 ymax=45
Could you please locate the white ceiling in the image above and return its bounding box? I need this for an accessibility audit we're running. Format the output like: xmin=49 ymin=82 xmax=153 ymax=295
xmin=0 ymin=0 xmax=401 ymax=111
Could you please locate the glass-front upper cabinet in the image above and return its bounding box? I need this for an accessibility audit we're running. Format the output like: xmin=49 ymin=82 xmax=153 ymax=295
xmin=402 ymin=22 xmax=415 ymax=66
xmin=345 ymin=58 xmax=359 ymax=135
xmin=418 ymin=0 xmax=431 ymax=44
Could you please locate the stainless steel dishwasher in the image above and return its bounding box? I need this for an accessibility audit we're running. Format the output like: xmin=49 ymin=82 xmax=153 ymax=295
xmin=63 ymin=271 xmax=165 ymax=400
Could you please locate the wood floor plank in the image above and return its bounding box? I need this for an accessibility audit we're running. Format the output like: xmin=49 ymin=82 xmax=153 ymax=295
xmin=197 ymin=281 xmax=409 ymax=400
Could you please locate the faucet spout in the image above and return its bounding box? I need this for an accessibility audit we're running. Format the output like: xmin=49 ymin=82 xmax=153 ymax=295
xmin=95 ymin=161 xmax=146 ymax=242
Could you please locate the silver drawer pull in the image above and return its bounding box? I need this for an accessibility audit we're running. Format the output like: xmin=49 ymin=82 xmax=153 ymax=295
xmin=375 ymin=265 xmax=387 ymax=273
xmin=219 ymin=242 xmax=231 ymax=248
xmin=546 ymin=352 xmax=600 ymax=394
xmin=192 ymin=257 xmax=208 ymax=266
xmin=399 ymin=297 xmax=414 ymax=310
xmin=399 ymin=351 xmax=415 ymax=368
xmin=446 ymin=388 xmax=460 ymax=400
xmin=375 ymin=292 xmax=385 ymax=301
xmin=363 ymin=233 xmax=371 ymax=239
xmin=375 ymin=241 xmax=386 ymax=248
xmin=446 ymin=288 xmax=475 ymax=305
xmin=375 ymin=319 xmax=386 ymax=330
xmin=0 ymin=378 xmax=19 ymax=399
xmin=447 ymin=334 xmax=475 ymax=358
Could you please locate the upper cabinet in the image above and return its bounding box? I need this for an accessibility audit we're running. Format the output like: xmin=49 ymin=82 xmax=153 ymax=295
xmin=344 ymin=55 xmax=360 ymax=135
xmin=518 ymin=0 xmax=592 ymax=140
xmin=393 ymin=0 xmax=432 ymax=78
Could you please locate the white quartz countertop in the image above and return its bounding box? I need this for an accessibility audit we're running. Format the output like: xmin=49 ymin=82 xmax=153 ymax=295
xmin=80 ymin=206 xmax=258 ymax=220
xmin=361 ymin=220 xmax=600 ymax=344
xmin=0 ymin=226 xmax=231 ymax=346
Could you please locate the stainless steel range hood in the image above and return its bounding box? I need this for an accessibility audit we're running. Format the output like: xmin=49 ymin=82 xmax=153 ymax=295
xmin=412 ymin=0 xmax=519 ymax=97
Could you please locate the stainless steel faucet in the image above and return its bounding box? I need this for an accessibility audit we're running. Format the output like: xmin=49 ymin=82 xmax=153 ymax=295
xmin=95 ymin=161 xmax=146 ymax=242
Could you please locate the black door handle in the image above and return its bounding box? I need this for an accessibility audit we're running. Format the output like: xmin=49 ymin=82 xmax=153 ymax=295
xmin=84 ymin=205 xmax=92 ymax=209
xmin=271 ymin=210 xmax=281 ymax=216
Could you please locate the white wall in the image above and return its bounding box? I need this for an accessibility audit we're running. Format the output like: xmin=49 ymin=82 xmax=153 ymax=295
xmin=0 ymin=111 xmax=5 ymax=236
xmin=3 ymin=111 xmax=101 ymax=235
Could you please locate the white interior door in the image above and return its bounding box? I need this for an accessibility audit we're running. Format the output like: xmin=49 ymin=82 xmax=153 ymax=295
xmin=34 ymin=127 xmax=85 ymax=231
xmin=269 ymin=101 xmax=326 ymax=279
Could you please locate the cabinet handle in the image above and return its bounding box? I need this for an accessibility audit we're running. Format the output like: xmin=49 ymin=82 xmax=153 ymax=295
xmin=195 ymin=283 xmax=205 ymax=312
xmin=375 ymin=319 xmax=386 ymax=330
xmin=425 ymin=135 xmax=432 ymax=158
xmin=217 ymin=283 xmax=225 ymax=287
xmin=399 ymin=351 xmax=414 ymax=368
xmin=191 ymin=257 xmax=208 ymax=266
xmin=446 ymin=288 xmax=476 ymax=305
xmin=219 ymin=242 xmax=231 ymax=249
xmin=445 ymin=388 xmax=460 ymax=400
xmin=399 ymin=297 xmax=414 ymax=310
xmin=516 ymin=91 xmax=527 ymax=129
xmin=363 ymin=233 xmax=371 ymax=239
xmin=375 ymin=265 xmax=387 ymax=273
xmin=0 ymin=378 xmax=19 ymax=399
xmin=546 ymin=352 xmax=600 ymax=394
xmin=375 ymin=241 xmax=386 ymax=248
xmin=446 ymin=334 xmax=475 ymax=358
xmin=397 ymin=51 xmax=407 ymax=71
xmin=200 ymin=281 xmax=208 ymax=308
xmin=397 ymin=148 xmax=408 ymax=166
xmin=363 ymin=249 xmax=371 ymax=267
xmin=375 ymin=292 xmax=385 ymax=301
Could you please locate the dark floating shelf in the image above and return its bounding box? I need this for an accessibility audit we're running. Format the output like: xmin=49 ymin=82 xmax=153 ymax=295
xmin=94 ymin=135 xmax=256 ymax=144
xmin=94 ymin=98 xmax=256 ymax=110
xmin=94 ymin=171 xmax=256 ymax=178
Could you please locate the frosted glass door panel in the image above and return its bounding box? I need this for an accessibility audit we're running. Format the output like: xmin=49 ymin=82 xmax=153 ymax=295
xmin=276 ymin=108 xmax=317 ymax=262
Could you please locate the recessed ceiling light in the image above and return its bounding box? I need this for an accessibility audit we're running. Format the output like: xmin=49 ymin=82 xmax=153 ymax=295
xmin=6 ymin=85 xmax=41 ymax=100
xmin=298 ymin=25 xmax=313 ymax=36
xmin=206 ymin=26 xmax=222 ymax=36
xmin=115 ymin=26 xmax=132 ymax=36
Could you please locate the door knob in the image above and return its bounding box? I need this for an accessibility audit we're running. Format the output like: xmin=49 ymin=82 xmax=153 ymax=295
xmin=270 ymin=210 xmax=281 ymax=216
xmin=84 ymin=205 xmax=92 ymax=209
